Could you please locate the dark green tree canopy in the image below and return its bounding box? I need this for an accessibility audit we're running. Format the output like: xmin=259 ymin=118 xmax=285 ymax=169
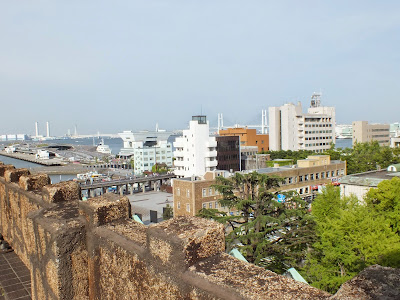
xmin=197 ymin=171 xmax=314 ymax=274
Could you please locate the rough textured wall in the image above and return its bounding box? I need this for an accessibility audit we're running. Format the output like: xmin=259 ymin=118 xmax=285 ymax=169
xmin=1 ymin=164 xmax=397 ymax=300
xmin=0 ymin=165 xmax=88 ymax=299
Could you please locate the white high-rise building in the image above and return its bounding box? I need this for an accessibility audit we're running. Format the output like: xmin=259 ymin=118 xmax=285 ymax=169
xmin=173 ymin=116 xmax=218 ymax=177
xmin=269 ymin=93 xmax=335 ymax=153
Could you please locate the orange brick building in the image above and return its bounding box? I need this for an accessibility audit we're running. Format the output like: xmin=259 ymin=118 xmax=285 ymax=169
xmin=218 ymin=128 xmax=269 ymax=152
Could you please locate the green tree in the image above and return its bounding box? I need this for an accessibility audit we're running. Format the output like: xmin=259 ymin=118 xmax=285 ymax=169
xmin=343 ymin=141 xmax=395 ymax=174
xmin=130 ymin=158 xmax=134 ymax=169
xmin=152 ymin=163 xmax=168 ymax=174
xmin=302 ymin=185 xmax=400 ymax=293
xmin=197 ymin=172 xmax=313 ymax=273
xmin=162 ymin=204 xmax=173 ymax=220
xmin=365 ymin=177 xmax=400 ymax=234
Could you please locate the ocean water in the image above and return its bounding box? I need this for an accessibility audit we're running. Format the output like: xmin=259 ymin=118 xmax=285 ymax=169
xmin=335 ymin=138 xmax=352 ymax=149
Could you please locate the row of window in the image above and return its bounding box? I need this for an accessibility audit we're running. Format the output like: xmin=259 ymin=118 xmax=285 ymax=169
xmin=175 ymin=187 xmax=191 ymax=197
xmin=285 ymin=169 xmax=344 ymax=185
xmin=202 ymin=187 xmax=219 ymax=197
xmin=202 ymin=201 xmax=219 ymax=209
xmin=305 ymin=136 xmax=331 ymax=141
xmin=136 ymin=156 xmax=170 ymax=161
xmin=305 ymin=130 xmax=333 ymax=134
xmin=304 ymin=117 xmax=332 ymax=122
xmin=305 ymin=143 xmax=330 ymax=147
xmin=304 ymin=124 xmax=332 ymax=128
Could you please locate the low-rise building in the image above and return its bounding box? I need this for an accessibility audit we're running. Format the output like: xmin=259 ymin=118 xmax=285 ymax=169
xmin=352 ymin=121 xmax=390 ymax=146
xmin=340 ymin=165 xmax=400 ymax=201
xmin=36 ymin=149 xmax=50 ymax=160
xmin=173 ymin=155 xmax=346 ymax=217
xmin=391 ymin=137 xmax=400 ymax=148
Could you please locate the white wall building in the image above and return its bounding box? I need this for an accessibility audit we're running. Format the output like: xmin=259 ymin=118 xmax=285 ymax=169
xmin=173 ymin=116 xmax=218 ymax=178
xmin=36 ymin=149 xmax=50 ymax=160
xmin=118 ymin=129 xmax=173 ymax=175
xmin=269 ymin=93 xmax=335 ymax=153
xmin=133 ymin=140 xmax=173 ymax=175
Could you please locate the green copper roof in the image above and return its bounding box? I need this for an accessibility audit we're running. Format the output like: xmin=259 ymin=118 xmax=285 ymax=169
xmin=285 ymin=268 xmax=308 ymax=284
xmin=229 ymin=248 xmax=248 ymax=262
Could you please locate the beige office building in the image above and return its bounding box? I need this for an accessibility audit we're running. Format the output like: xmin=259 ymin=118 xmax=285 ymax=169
xmin=352 ymin=121 xmax=390 ymax=146
xmin=173 ymin=155 xmax=346 ymax=217
xmin=269 ymin=93 xmax=335 ymax=153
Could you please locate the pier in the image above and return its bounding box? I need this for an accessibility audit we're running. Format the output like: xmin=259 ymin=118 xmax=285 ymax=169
xmin=79 ymin=173 xmax=176 ymax=198
xmin=0 ymin=152 xmax=62 ymax=166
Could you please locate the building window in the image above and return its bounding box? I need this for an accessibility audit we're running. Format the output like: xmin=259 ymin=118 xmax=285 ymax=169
xmin=310 ymin=174 xmax=314 ymax=180
xmin=299 ymin=176 xmax=303 ymax=182
xmin=326 ymin=172 xmax=329 ymax=178
xmin=187 ymin=190 xmax=190 ymax=198
xmin=202 ymin=188 xmax=207 ymax=197
xmin=321 ymin=172 xmax=324 ymax=179
xmin=186 ymin=204 xmax=190 ymax=212
xmin=299 ymin=188 xmax=303 ymax=194
xmin=331 ymin=171 xmax=335 ymax=177
xmin=288 ymin=177 xmax=293 ymax=184
xmin=215 ymin=202 xmax=218 ymax=209
xmin=316 ymin=173 xmax=319 ymax=179
xmin=209 ymin=188 xmax=213 ymax=195
xmin=305 ymin=175 xmax=309 ymax=181
xmin=177 ymin=188 xmax=180 ymax=196
xmin=177 ymin=202 xmax=180 ymax=209
xmin=305 ymin=187 xmax=309 ymax=193
xmin=202 ymin=203 xmax=206 ymax=209
xmin=209 ymin=202 xmax=213 ymax=208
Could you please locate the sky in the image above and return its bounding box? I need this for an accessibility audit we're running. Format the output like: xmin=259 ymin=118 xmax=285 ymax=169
xmin=1 ymin=1 xmax=399 ymax=136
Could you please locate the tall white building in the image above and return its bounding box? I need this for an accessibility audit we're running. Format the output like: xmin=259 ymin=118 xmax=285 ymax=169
xmin=118 ymin=130 xmax=173 ymax=175
xmin=269 ymin=93 xmax=335 ymax=153
xmin=173 ymin=116 xmax=218 ymax=178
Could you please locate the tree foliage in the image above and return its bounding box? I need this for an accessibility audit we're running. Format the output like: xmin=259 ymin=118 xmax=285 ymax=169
xmin=197 ymin=172 xmax=314 ymax=273
xmin=162 ymin=204 xmax=173 ymax=220
xmin=267 ymin=142 xmax=398 ymax=175
xmin=365 ymin=177 xmax=400 ymax=234
xmin=264 ymin=149 xmax=314 ymax=163
xmin=152 ymin=163 xmax=168 ymax=174
xmin=302 ymin=185 xmax=400 ymax=293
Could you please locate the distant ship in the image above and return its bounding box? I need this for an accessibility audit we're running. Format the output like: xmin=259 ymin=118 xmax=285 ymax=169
xmin=96 ymin=139 xmax=112 ymax=154
xmin=335 ymin=124 xmax=352 ymax=139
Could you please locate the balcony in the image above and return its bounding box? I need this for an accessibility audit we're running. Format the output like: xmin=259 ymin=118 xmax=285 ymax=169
xmin=205 ymin=140 xmax=217 ymax=148
xmin=204 ymin=150 xmax=217 ymax=158
xmin=205 ymin=160 xmax=218 ymax=168
xmin=173 ymin=140 xmax=184 ymax=148
xmin=173 ymin=151 xmax=184 ymax=157
xmin=174 ymin=160 xmax=185 ymax=167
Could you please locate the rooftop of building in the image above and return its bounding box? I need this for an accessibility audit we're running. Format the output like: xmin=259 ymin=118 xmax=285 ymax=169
xmin=341 ymin=168 xmax=400 ymax=187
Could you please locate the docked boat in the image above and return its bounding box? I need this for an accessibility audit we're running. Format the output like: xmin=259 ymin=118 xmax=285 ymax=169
xmin=96 ymin=139 xmax=112 ymax=154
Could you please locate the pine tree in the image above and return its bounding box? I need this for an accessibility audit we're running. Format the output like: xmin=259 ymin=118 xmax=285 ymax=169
xmin=197 ymin=171 xmax=314 ymax=273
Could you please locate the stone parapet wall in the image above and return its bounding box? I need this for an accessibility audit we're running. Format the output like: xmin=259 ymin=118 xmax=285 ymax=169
xmin=0 ymin=164 xmax=394 ymax=299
